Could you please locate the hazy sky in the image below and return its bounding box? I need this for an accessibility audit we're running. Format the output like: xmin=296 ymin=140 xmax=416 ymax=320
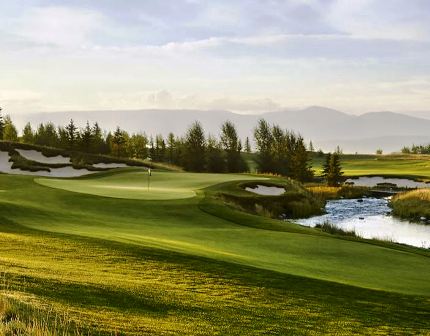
xmin=1 ymin=0 xmax=430 ymax=116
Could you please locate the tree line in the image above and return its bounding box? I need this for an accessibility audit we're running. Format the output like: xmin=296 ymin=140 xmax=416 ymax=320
xmin=0 ymin=108 xmax=344 ymax=183
xmin=401 ymin=144 xmax=430 ymax=155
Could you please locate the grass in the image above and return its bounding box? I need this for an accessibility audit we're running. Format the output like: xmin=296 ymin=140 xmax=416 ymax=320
xmin=36 ymin=169 xmax=266 ymax=200
xmin=311 ymin=153 xmax=430 ymax=180
xmin=391 ymin=189 xmax=430 ymax=221
xmin=0 ymin=170 xmax=429 ymax=334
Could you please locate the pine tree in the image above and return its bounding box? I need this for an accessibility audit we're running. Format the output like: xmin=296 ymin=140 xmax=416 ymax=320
xmin=220 ymin=121 xmax=246 ymax=172
xmin=324 ymin=153 xmax=343 ymax=186
xmin=79 ymin=121 xmax=93 ymax=152
xmin=254 ymin=119 xmax=274 ymax=173
xmin=206 ymin=135 xmax=225 ymax=173
xmin=244 ymin=137 xmax=251 ymax=153
xmin=111 ymin=127 xmax=128 ymax=157
xmin=65 ymin=119 xmax=78 ymax=149
xmin=22 ymin=122 xmax=35 ymax=144
xmin=2 ymin=116 xmax=18 ymax=141
xmin=0 ymin=107 xmax=5 ymax=140
xmin=309 ymin=140 xmax=314 ymax=152
xmin=183 ymin=121 xmax=206 ymax=172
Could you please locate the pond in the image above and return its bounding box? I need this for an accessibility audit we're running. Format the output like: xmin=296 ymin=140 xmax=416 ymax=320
xmin=294 ymin=197 xmax=430 ymax=249
xmin=245 ymin=184 xmax=286 ymax=196
xmin=346 ymin=176 xmax=430 ymax=189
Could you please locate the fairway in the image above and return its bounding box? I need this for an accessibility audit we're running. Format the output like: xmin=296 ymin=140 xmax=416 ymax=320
xmin=36 ymin=170 xmax=265 ymax=200
xmin=1 ymin=171 xmax=429 ymax=334
xmin=313 ymin=154 xmax=430 ymax=180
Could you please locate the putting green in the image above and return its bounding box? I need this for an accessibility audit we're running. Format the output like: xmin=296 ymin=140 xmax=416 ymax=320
xmin=35 ymin=170 xmax=265 ymax=200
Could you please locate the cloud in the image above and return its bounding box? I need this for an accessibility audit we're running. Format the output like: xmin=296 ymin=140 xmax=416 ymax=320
xmin=13 ymin=6 xmax=104 ymax=48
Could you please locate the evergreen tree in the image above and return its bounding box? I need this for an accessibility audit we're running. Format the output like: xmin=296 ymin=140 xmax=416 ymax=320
xmin=309 ymin=140 xmax=315 ymax=152
xmin=254 ymin=119 xmax=274 ymax=173
xmin=183 ymin=121 xmax=206 ymax=172
xmin=65 ymin=119 xmax=78 ymax=149
xmin=91 ymin=122 xmax=107 ymax=153
xmin=167 ymin=132 xmax=176 ymax=163
xmin=220 ymin=121 xmax=245 ymax=172
xmin=0 ymin=107 xmax=5 ymax=140
xmin=155 ymin=134 xmax=166 ymax=162
xmin=22 ymin=122 xmax=35 ymax=144
xmin=323 ymin=153 xmax=343 ymax=186
xmin=244 ymin=137 xmax=251 ymax=153
xmin=290 ymin=135 xmax=314 ymax=182
xmin=79 ymin=121 xmax=93 ymax=152
xmin=111 ymin=127 xmax=128 ymax=157
xmin=206 ymin=135 xmax=225 ymax=173
xmin=2 ymin=116 xmax=18 ymax=141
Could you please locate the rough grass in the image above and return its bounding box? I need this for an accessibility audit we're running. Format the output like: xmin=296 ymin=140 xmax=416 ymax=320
xmin=0 ymin=171 xmax=429 ymax=334
xmin=391 ymin=189 xmax=430 ymax=221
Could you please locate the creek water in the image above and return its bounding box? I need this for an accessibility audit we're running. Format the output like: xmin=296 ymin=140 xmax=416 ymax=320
xmin=294 ymin=197 xmax=430 ymax=248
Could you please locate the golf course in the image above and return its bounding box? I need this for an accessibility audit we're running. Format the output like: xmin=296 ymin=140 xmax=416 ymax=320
xmin=0 ymin=167 xmax=430 ymax=335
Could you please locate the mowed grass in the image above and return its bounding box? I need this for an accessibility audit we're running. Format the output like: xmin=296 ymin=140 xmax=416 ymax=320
xmin=36 ymin=169 xmax=264 ymax=200
xmin=0 ymin=171 xmax=429 ymax=334
xmin=312 ymin=154 xmax=430 ymax=180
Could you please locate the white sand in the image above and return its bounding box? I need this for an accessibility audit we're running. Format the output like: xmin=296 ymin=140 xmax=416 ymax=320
xmin=93 ymin=163 xmax=128 ymax=168
xmin=16 ymin=149 xmax=71 ymax=164
xmin=245 ymin=185 xmax=286 ymax=196
xmin=0 ymin=151 xmax=97 ymax=177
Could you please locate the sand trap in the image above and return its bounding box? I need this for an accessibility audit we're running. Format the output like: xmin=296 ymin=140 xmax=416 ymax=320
xmin=0 ymin=151 xmax=96 ymax=177
xmin=16 ymin=149 xmax=71 ymax=164
xmin=245 ymin=184 xmax=286 ymax=196
xmin=93 ymin=163 xmax=128 ymax=168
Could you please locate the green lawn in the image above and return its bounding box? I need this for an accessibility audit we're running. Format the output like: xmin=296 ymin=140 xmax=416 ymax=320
xmin=312 ymin=153 xmax=430 ymax=180
xmin=0 ymin=170 xmax=429 ymax=334
xmin=36 ymin=169 xmax=265 ymax=200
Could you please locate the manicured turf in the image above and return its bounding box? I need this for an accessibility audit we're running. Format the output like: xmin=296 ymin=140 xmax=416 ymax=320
xmin=0 ymin=170 xmax=429 ymax=334
xmin=312 ymin=153 xmax=430 ymax=180
xmin=36 ymin=170 xmax=265 ymax=200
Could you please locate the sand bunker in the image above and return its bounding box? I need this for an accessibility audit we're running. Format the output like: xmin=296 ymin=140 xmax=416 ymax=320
xmin=0 ymin=151 xmax=96 ymax=177
xmin=245 ymin=184 xmax=286 ymax=196
xmin=16 ymin=149 xmax=71 ymax=164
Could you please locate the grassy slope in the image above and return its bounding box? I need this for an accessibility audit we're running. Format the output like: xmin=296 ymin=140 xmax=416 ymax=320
xmin=311 ymin=153 xmax=430 ymax=180
xmin=0 ymin=171 xmax=429 ymax=334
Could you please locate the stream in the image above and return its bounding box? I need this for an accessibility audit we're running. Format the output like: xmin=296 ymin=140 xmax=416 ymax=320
xmin=294 ymin=197 xmax=430 ymax=248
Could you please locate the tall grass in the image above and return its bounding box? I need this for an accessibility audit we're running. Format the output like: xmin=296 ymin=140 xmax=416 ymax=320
xmin=391 ymin=189 xmax=430 ymax=221
xmin=315 ymin=222 xmax=358 ymax=237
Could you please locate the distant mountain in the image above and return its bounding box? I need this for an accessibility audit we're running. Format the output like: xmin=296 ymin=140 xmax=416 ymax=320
xmin=11 ymin=107 xmax=430 ymax=154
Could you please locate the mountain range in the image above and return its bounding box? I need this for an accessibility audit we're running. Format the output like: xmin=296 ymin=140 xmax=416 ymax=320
xmin=11 ymin=106 xmax=430 ymax=154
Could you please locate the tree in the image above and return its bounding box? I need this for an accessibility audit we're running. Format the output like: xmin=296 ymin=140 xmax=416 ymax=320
xmin=155 ymin=134 xmax=166 ymax=162
xmin=111 ymin=127 xmax=128 ymax=157
xmin=376 ymin=149 xmax=383 ymax=155
xmin=290 ymin=135 xmax=314 ymax=182
xmin=22 ymin=122 xmax=35 ymax=144
xmin=65 ymin=119 xmax=78 ymax=149
xmin=220 ymin=121 xmax=246 ymax=172
xmin=35 ymin=123 xmax=58 ymax=147
xmin=323 ymin=153 xmax=343 ymax=186
xmin=2 ymin=116 xmax=18 ymax=141
xmin=183 ymin=121 xmax=206 ymax=172
xmin=0 ymin=107 xmax=5 ymax=140
xmin=79 ymin=121 xmax=93 ymax=152
xmin=309 ymin=141 xmax=315 ymax=152
xmin=254 ymin=119 xmax=274 ymax=173
xmin=127 ymin=133 xmax=148 ymax=159
xmin=92 ymin=122 xmax=107 ymax=154
xmin=166 ymin=132 xmax=176 ymax=163
xmin=244 ymin=137 xmax=252 ymax=153
xmin=206 ymin=135 xmax=225 ymax=173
